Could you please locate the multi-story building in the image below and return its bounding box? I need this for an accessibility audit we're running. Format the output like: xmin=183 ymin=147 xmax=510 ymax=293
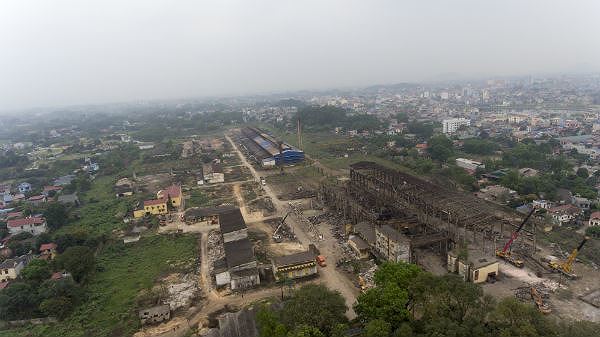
xmin=375 ymin=225 xmax=411 ymax=263
xmin=442 ymin=118 xmax=470 ymax=134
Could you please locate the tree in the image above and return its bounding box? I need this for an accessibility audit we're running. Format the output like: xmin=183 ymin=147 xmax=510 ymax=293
xmin=286 ymin=325 xmax=325 ymax=337
xmin=37 ymin=278 xmax=83 ymax=319
xmin=354 ymin=283 xmax=410 ymax=329
xmin=280 ymin=284 xmax=347 ymax=335
xmin=365 ymin=319 xmax=392 ymax=337
xmin=0 ymin=283 xmax=39 ymax=320
xmin=257 ymin=305 xmax=288 ymax=337
xmin=576 ymin=167 xmax=589 ymax=179
xmin=21 ymin=259 xmax=51 ymax=283
xmin=43 ymin=202 xmax=68 ymax=230
xmin=39 ymin=296 xmax=73 ymax=319
xmin=489 ymin=298 xmax=553 ymax=337
xmin=373 ymin=262 xmax=421 ymax=288
xmin=55 ymin=246 xmax=95 ymax=283
xmin=585 ymin=226 xmax=600 ymax=238
xmin=427 ymin=135 xmax=454 ymax=162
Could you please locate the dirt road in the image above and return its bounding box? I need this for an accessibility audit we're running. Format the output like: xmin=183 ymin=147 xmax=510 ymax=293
xmin=225 ymin=133 xmax=359 ymax=318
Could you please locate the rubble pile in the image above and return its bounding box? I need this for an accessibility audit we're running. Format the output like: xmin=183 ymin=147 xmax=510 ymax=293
xmin=165 ymin=273 xmax=200 ymax=310
xmin=515 ymin=282 xmax=555 ymax=301
xmin=358 ymin=265 xmax=378 ymax=290
xmin=207 ymin=230 xmax=224 ymax=275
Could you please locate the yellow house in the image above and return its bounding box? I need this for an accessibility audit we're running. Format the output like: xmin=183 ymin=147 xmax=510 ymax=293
xmin=448 ymin=249 xmax=499 ymax=284
xmin=157 ymin=185 xmax=182 ymax=208
xmin=134 ymin=199 xmax=168 ymax=218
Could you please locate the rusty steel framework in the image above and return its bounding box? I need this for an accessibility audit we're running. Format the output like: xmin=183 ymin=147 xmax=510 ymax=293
xmin=320 ymin=161 xmax=537 ymax=254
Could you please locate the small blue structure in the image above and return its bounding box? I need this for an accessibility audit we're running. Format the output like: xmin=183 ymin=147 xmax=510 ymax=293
xmin=18 ymin=182 xmax=32 ymax=194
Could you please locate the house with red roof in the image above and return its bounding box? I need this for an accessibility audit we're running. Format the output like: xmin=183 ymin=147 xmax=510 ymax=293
xmin=589 ymin=211 xmax=600 ymax=227
xmin=157 ymin=185 xmax=182 ymax=208
xmin=548 ymin=204 xmax=582 ymax=226
xmin=39 ymin=243 xmax=58 ymax=260
xmin=7 ymin=216 xmax=47 ymax=236
xmin=26 ymin=195 xmax=47 ymax=206
xmin=42 ymin=185 xmax=63 ymax=197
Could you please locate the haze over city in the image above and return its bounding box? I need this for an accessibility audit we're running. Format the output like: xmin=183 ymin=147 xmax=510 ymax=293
xmin=1 ymin=0 xmax=600 ymax=110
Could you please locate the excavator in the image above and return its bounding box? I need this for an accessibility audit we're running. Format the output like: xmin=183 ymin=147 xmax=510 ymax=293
xmin=548 ymin=236 xmax=589 ymax=279
xmin=496 ymin=208 xmax=537 ymax=267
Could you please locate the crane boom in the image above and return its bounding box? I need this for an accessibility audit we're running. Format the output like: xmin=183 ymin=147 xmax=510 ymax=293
xmin=548 ymin=236 xmax=589 ymax=277
xmin=502 ymin=208 xmax=536 ymax=253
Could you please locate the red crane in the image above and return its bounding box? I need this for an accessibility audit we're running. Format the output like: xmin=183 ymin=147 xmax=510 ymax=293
xmin=496 ymin=207 xmax=536 ymax=267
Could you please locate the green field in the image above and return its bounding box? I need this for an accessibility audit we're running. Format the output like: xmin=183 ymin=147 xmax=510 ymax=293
xmin=1 ymin=234 xmax=198 ymax=337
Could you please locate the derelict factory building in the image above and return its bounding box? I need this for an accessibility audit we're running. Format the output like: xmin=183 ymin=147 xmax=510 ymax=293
xmin=240 ymin=127 xmax=304 ymax=167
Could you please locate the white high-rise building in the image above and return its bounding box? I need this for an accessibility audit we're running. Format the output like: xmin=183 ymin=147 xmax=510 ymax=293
xmin=442 ymin=118 xmax=471 ymax=134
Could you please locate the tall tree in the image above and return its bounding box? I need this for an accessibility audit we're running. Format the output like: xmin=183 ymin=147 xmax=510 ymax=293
xmin=55 ymin=246 xmax=95 ymax=283
xmin=280 ymin=284 xmax=347 ymax=335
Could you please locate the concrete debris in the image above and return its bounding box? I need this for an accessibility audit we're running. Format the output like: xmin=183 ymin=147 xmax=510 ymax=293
xmin=165 ymin=273 xmax=200 ymax=311
xmin=208 ymin=230 xmax=225 ymax=276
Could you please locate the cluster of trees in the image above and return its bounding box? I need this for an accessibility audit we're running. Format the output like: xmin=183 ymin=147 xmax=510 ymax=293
xmin=0 ymin=246 xmax=94 ymax=321
xmin=461 ymin=139 xmax=499 ymax=155
xmin=98 ymin=144 xmax=140 ymax=176
xmin=295 ymin=106 xmax=382 ymax=132
xmin=0 ymin=150 xmax=29 ymax=169
xmin=258 ymin=263 xmax=599 ymax=337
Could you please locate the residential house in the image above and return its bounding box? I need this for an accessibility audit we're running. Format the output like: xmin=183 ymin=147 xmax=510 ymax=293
xmin=0 ymin=255 xmax=32 ymax=282
xmin=134 ymin=199 xmax=168 ymax=218
xmin=456 ymin=158 xmax=485 ymax=172
xmin=58 ymin=193 xmax=79 ymax=206
xmin=375 ymin=225 xmax=411 ymax=263
xmin=532 ymin=199 xmax=553 ymax=210
xmin=447 ymin=249 xmax=498 ymax=284
xmin=272 ymin=250 xmax=317 ymax=280
xmin=39 ymin=243 xmax=58 ymax=260
xmin=17 ymin=182 xmax=32 ymax=194
xmin=157 ymin=185 xmax=183 ymax=208
xmin=348 ymin=235 xmax=371 ymax=259
xmin=518 ymin=167 xmax=539 ymax=177
xmin=27 ymin=195 xmax=47 ymax=206
xmin=589 ymin=211 xmax=600 ymax=227
xmin=202 ymin=163 xmax=225 ymax=184
xmin=114 ymin=178 xmax=134 ymax=198
xmin=42 ymin=185 xmax=63 ymax=197
xmin=53 ymin=175 xmax=75 ymax=186
xmin=7 ymin=216 xmax=48 ymax=236
xmin=548 ymin=204 xmax=582 ymax=226
xmin=572 ymin=195 xmax=592 ymax=210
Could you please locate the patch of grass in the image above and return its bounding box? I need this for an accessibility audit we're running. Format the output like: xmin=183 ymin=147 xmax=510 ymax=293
xmin=187 ymin=189 xmax=210 ymax=208
xmin=55 ymin=175 xmax=133 ymax=237
xmin=1 ymin=234 xmax=198 ymax=337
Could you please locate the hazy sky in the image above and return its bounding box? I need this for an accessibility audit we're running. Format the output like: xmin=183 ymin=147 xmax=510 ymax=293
xmin=1 ymin=0 xmax=599 ymax=110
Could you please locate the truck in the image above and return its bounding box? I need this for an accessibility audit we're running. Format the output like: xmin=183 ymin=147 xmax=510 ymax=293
xmin=316 ymin=255 xmax=326 ymax=267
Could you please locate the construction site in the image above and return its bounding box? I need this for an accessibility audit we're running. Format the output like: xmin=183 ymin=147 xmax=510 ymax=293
xmin=318 ymin=161 xmax=600 ymax=321
xmin=135 ymin=132 xmax=599 ymax=337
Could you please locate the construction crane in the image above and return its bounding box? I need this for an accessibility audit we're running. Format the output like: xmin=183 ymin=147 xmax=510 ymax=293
xmin=272 ymin=211 xmax=292 ymax=242
xmin=496 ymin=208 xmax=537 ymax=267
xmin=548 ymin=236 xmax=589 ymax=279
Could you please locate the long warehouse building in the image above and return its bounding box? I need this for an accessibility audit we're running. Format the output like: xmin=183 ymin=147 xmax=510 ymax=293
xmin=240 ymin=127 xmax=304 ymax=167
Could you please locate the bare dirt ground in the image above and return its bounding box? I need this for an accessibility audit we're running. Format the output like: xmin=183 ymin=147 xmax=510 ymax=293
xmin=225 ymin=133 xmax=359 ymax=318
